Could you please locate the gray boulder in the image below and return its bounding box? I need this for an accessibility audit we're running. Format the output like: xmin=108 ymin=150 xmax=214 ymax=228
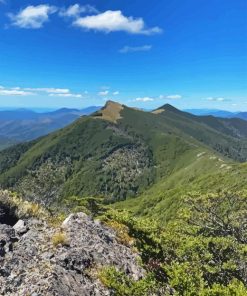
xmin=0 ymin=212 xmax=145 ymax=296
xmin=13 ymin=220 xmax=28 ymax=235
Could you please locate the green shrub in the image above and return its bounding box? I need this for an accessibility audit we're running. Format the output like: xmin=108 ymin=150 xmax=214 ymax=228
xmin=100 ymin=191 xmax=247 ymax=294
xmin=99 ymin=267 xmax=160 ymax=296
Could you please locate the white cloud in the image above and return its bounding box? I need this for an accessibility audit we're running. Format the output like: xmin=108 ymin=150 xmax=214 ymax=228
xmin=119 ymin=45 xmax=152 ymax=53
xmin=165 ymin=94 xmax=182 ymax=100
xmin=59 ymin=4 xmax=98 ymax=18
xmin=0 ymin=85 xmax=83 ymax=98
xmin=98 ymin=90 xmax=109 ymax=96
xmin=135 ymin=97 xmax=154 ymax=102
xmin=0 ymin=88 xmax=35 ymax=96
xmin=134 ymin=94 xmax=182 ymax=102
xmin=73 ymin=10 xmax=162 ymax=35
xmin=45 ymin=88 xmax=70 ymax=94
xmin=24 ymin=87 xmax=70 ymax=94
xmin=49 ymin=93 xmax=82 ymax=98
xmin=113 ymin=91 xmax=119 ymax=95
xmin=8 ymin=5 xmax=57 ymax=29
xmin=206 ymin=97 xmax=226 ymax=102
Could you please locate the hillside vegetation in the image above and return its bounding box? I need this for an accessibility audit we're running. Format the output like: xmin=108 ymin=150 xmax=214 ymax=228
xmin=0 ymin=101 xmax=247 ymax=295
xmin=0 ymin=101 xmax=246 ymax=209
xmin=102 ymin=191 xmax=247 ymax=295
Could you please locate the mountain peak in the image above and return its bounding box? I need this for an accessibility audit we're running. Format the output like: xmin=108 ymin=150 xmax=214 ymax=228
xmin=93 ymin=100 xmax=124 ymax=123
xmin=159 ymin=104 xmax=179 ymax=112
xmin=104 ymin=100 xmax=123 ymax=108
xmin=152 ymin=104 xmax=180 ymax=114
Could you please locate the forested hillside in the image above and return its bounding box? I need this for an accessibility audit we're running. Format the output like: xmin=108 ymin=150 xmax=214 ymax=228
xmin=0 ymin=101 xmax=246 ymax=208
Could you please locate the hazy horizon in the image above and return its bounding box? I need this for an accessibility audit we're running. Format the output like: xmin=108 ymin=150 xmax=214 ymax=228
xmin=0 ymin=103 xmax=246 ymax=114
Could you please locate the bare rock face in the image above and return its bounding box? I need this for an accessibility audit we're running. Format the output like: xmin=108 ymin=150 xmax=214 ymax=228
xmin=13 ymin=220 xmax=28 ymax=235
xmin=0 ymin=212 xmax=144 ymax=296
xmin=0 ymin=224 xmax=16 ymax=258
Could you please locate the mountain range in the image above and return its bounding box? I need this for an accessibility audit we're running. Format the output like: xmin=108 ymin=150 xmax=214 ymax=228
xmin=0 ymin=101 xmax=246 ymax=294
xmin=1 ymin=105 xmax=246 ymax=152
xmin=0 ymin=106 xmax=101 ymax=150
xmin=0 ymin=101 xmax=246 ymax=222
xmin=185 ymin=108 xmax=247 ymax=120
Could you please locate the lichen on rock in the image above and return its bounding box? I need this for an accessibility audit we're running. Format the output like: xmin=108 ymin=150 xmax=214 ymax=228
xmin=0 ymin=193 xmax=145 ymax=296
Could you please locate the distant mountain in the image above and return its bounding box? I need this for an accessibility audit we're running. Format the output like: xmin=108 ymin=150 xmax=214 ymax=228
xmin=185 ymin=108 xmax=247 ymax=120
xmin=0 ymin=106 xmax=101 ymax=150
xmin=80 ymin=106 xmax=102 ymax=114
xmin=0 ymin=101 xmax=246 ymax=211
xmin=0 ymin=109 xmax=39 ymax=120
xmin=236 ymin=112 xmax=247 ymax=120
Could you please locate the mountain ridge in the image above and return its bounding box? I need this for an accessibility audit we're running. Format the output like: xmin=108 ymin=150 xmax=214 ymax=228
xmin=0 ymin=102 xmax=246 ymax=294
xmin=185 ymin=108 xmax=247 ymax=120
xmin=0 ymin=101 xmax=246 ymax=213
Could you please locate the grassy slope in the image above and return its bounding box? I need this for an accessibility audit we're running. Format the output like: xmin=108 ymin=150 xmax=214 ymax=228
xmin=114 ymin=157 xmax=247 ymax=224
xmin=152 ymin=105 xmax=247 ymax=162
xmin=113 ymin=106 xmax=247 ymax=222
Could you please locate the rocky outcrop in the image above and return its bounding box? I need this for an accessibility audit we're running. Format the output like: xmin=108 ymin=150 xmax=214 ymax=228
xmin=13 ymin=219 xmax=28 ymax=235
xmin=0 ymin=212 xmax=144 ymax=296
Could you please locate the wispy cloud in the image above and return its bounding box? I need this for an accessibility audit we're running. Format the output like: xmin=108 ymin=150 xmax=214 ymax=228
xmin=0 ymin=87 xmax=35 ymax=96
xmin=134 ymin=94 xmax=182 ymax=102
xmin=135 ymin=97 xmax=154 ymax=102
xmin=98 ymin=90 xmax=109 ymax=96
xmin=49 ymin=93 xmax=82 ymax=98
xmin=159 ymin=94 xmax=182 ymax=100
xmin=59 ymin=4 xmax=98 ymax=18
xmin=24 ymin=87 xmax=70 ymax=94
xmin=28 ymin=87 xmax=83 ymax=98
xmin=0 ymin=85 xmax=83 ymax=98
xmin=119 ymin=45 xmax=152 ymax=53
xmin=113 ymin=91 xmax=120 ymax=95
xmin=8 ymin=5 xmax=57 ymax=29
xmin=165 ymin=94 xmax=182 ymax=100
xmin=73 ymin=10 xmax=162 ymax=35
xmin=205 ymin=97 xmax=228 ymax=102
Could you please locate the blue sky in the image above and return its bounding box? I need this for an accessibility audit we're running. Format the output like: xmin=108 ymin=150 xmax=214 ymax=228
xmin=0 ymin=0 xmax=246 ymax=111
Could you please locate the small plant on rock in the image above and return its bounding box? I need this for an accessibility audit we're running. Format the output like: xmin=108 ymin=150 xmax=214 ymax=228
xmin=52 ymin=231 xmax=69 ymax=247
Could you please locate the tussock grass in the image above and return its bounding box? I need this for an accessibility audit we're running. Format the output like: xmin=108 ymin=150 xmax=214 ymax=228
xmin=52 ymin=231 xmax=69 ymax=247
